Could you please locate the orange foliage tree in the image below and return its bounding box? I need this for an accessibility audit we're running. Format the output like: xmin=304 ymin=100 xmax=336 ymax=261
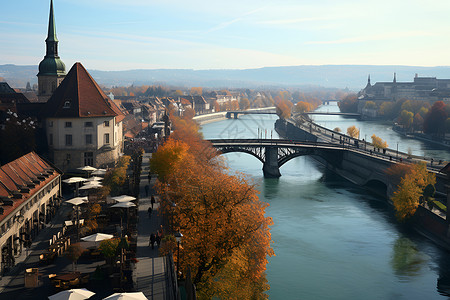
xmin=275 ymin=97 xmax=293 ymax=119
xmin=150 ymin=116 xmax=274 ymax=299
xmin=391 ymin=162 xmax=436 ymax=221
xmin=371 ymin=134 xmax=388 ymax=149
xmin=346 ymin=125 xmax=359 ymax=139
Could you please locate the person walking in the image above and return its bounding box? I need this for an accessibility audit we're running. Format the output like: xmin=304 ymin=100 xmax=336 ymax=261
xmin=151 ymin=195 xmax=155 ymax=209
xmin=144 ymin=185 xmax=149 ymax=197
xmin=149 ymin=233 xmax=156 ymax=249
xmin=156 ymin=230 xmax=162 ymax=247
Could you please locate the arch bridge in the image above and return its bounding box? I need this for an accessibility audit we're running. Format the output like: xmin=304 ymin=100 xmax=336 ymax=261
xmin=208 ymin=138 xmax=400 ymax=197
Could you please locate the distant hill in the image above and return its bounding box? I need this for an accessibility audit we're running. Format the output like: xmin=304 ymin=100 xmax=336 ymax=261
xmin=2 ymin=64 xmax=450 ymax=91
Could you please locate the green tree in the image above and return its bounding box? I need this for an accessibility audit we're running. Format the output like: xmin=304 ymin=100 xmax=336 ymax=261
xmin=399 ymin=110 xmax=414 ymax=130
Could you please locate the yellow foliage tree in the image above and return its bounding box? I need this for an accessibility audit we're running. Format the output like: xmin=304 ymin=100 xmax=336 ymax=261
xmin=275 ymin=97 xmax=293 ymax=119
xmin=150 ymin=116 xmax=273 ymax=299
xmin=347 ymin=126 xmax=359 ymax=139
xmin=391 ymin=162 xmax=436 ymax=221
xmin=371 ymin=134 xmax=388 ymax=148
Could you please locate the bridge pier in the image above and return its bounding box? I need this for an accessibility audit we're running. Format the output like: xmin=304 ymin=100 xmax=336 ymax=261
xmin=263 ymin=147 xmax=281 ymax=178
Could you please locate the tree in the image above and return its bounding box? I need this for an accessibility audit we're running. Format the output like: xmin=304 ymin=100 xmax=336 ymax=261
xmin=183 ymin=107 xmax=195 ymax=120
xmin=174 ymin=90 xmax=184 ymax=96
xmin=399 ymin=110 xmax=414 ymax=130
xmin=190 ymin=87 xmax=203 ymax=96
xmin=214 ymin=101 xmax=220 ymax=112
xmin=364 ymin=101 xmax=376 ymax=110
xmin=333 ymin=127 xmax=341 ymax=133
xmin=99 ymin=238 xmax=121 ymax=265
xmin=391 ymin=162 xmax=436 ymax=221
xmin=413 ymin=113 xmax=424 ymax=132
xmin=275 ymin=97 xmax=293 ymax=119
xmin=294 ymin=101 xmax=313 ymax=113
xmin=338 ymin=94 xmax=358 ymax=113
xmin=346 ymin=126 xmax=359 ymax=139
xmin=150 ymin=116 xmax=273 ymax=299
xmin=371 ymin=134 xmax=388 ymax=148
xmin=239 ymin=98 xmax=250 ymax=110
xmin=65 ymin=244 xmax=85 ymax=272
xmin=423 ymin=101 xmax=448 ymax=135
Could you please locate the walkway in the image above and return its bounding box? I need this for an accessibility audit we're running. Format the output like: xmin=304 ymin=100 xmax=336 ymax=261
xmin=134 ymin=152 xmax=168 ymax=299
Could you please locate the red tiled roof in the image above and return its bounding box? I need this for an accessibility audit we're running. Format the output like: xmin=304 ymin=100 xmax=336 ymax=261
xmin=0 ymin=152 xmax=60 ymax=223
xmin=41 ymin=62 xmax=125 ymax=122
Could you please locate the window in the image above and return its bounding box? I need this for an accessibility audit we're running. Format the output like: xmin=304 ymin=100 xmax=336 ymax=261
xmin=63 ymin=100 xmax=71 ymax=108
xmin=48 ymin=121 xmax=53 ymax=127
xmin=85 ymin=122 xmax=93 ymax=127
xmin=104 ymin=121 xmax=110 ymax=127
xmin=65 ymin=134 xmax=72 ymax=146
xmin=65 ymin=122 xmax=72 ymax=128
xmin=104 ymin=133 xmax=110 ymax=145
xmin=85 ymin=134 xmax=92 ymax=145
xmin=49 ymin=134 xmax=53 ymax=145
xmin=84 ymin=152 xmax=93 ymax=166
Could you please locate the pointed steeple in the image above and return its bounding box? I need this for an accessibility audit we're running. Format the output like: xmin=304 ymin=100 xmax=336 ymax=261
xmin=393 ymin=72 xmax=397 ymax=83
xmin=364 ymin=74 xmax=372 ymax=89
xmin=38 ymin=0 xmax=65 ymax=77
xmin=46 ymin=0 xmax=58 ymax=43
xmin=38 ymin=0 xmax=66 ymax=101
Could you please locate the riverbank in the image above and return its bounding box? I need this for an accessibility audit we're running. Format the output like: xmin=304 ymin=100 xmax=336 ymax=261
xmin=392 ymin=125 xmax=450 ymax=151
xmin=193 ymin=107 xmax=276 ymax=125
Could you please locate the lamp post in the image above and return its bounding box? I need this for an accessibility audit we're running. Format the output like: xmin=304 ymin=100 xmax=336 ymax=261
xmin=396 ymin=142 xmax=399 ymax=160
xmin=174 ymin=232 xmax=183 ymax=278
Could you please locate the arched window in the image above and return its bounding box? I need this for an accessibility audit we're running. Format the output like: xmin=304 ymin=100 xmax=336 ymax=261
xmin=63 ymin=100 xmax=71 ymax=108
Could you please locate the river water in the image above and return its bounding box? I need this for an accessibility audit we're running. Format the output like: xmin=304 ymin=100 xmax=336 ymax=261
xmin=200 ymin=106 xmax=450 ymax=300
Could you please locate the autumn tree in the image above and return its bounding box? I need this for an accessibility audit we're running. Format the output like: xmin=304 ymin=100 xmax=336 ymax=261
xmin=391 ymin=162 xmax=436 ymax=221
xmin=190 ymin=87 xmax=203 ymax=96
xmin=338 ymin=94 xmax=358 ymax=113
xmin=150 ymin=116 xmax=273 ymax=299
xmin=398 ymin=110 xmax=414 ymax=130
xmin=346 ymin=125 xmax=359 ymax=139
xmin=65 ymin=244 xmax=85 ymax=272
xmin=275 ymin=97 xmax=293 ymax=119
xmin=183 ymin=107 xmax=195 ymax=120
xmin=239 ymin=98 xmax=250 ymax=110
xmin=294 ymin=101 xmax=314 ymax=113
xmin=413 ymin=113 xmax=424 ymax=132
xmin=214 ymin=101 xmax=220 ymax=112
xmin=333 ymin=127 xmax=341 ymax=133
xmin=424 ymin=101 xmax=448 ymax=136
xmin=371 ymin=134 xmax=388 ymax=148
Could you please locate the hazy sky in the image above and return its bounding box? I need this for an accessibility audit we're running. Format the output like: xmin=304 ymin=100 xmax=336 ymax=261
xmin=2 ymin=0 xmax=450 ymax=71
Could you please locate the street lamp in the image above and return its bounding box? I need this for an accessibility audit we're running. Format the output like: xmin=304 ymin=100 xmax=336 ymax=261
xmin=396 ymin=142 xmax=399 ymax=160
xmin=174 ymin=232 xmax=183 ymax=278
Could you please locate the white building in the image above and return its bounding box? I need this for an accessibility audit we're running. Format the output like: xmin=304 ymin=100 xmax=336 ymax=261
xmin=0 ymin=152 xmax=61 ymax=274
xmin=40 ymin=62 xmax=125 ymax=172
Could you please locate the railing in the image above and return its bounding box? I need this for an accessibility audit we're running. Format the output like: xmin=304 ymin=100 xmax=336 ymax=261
xmin=165 ymin=252 xmax=180 ymax=300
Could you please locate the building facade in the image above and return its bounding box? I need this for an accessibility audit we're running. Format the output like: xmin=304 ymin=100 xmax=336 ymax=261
xmin=41 ymin=63 xmax=125 ymax=172
xmin=0 ymin=152 xmax=62 ymax=274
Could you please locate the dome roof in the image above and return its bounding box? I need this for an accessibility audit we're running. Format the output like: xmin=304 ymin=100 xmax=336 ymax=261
xmin=38 ymin=56 xmax=66 ymax=76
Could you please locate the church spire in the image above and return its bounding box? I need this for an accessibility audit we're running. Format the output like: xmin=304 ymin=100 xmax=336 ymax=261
xmin=38 ymin=0 xmax=66 ymax=101
xmin=393 ymin=72 xmax=397 ymax=83
xmin=368 ymin=74 xmax=371 ymax=85
xmin=46 ymin=0 xmax=58 ymax=44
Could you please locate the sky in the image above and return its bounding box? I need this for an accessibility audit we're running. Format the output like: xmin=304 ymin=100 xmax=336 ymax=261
xmin=1 ymin=0 xmax=450 ymax=71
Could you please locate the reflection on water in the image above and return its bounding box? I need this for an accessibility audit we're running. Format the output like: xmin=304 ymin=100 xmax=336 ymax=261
xmin=201 ymin=114 xmax=450 ymax=299
xmin=391 ymin=237 xmax=428 ymax=281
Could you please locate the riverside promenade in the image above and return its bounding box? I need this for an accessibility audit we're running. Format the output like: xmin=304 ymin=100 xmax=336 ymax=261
xmin=134 ymin=152 xmax=168 ymax=299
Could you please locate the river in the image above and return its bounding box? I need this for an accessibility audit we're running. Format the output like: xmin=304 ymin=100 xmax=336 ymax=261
xmin=200 ymin=106 xmax=450 ymax=300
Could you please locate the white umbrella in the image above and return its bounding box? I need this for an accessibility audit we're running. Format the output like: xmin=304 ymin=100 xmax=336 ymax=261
xmin=112 ymin=195 xmax=136 ymax=202
xmin=66 ymin=197 xmax=88 ymax=206
xmin=92 ymin=169 xmax=107 ymax=176
xmin=81 ymin=233 xmax=114 ymax=242
xmin=79 ymin=183 xmax=103 ymax=190
xmin=49 ymin=288 xmax=95 ymax=300
xmin=111 ymin=202 xmax=136 ymax=208
xmin=63 ymin=177 xmax=87 ymax=184
xmin=85 ymin=176 xmax=103 ymax=182
xmin=103 ymin=292 xmax=148 ymax=300
xmin=77 ymin=166 xmax=97 ymax=172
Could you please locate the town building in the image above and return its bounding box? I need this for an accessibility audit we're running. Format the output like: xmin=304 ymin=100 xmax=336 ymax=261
xmin=0 ymin=152 xmax=62 ymax=274
xmin=358 ymin=73 xmax=450 ymax=103
xmin=37 ymin=0 xmax=66 ymax=102
xmin=40 ymin=62 xmax=125 ymax=172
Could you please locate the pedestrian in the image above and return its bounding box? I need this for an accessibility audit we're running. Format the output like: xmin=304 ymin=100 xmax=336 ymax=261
xmin=150 ymin=233 xmax=156 ymax=249
xmin=145 ymin=185 xmax=149 ymax=197
xmin=156 ymin=233 xmax=161 ymax=247
xmin=151 ymin=195 xmax=155 ymax=209
xmin=147 ymin=206 xmax=152 ymax=218
xmin=148 ymin=172 xmax=152 ymax=182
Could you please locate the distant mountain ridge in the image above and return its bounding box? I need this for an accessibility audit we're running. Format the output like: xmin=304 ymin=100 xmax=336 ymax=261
xmin=2 ymin=64 xmax=450 ymax=91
